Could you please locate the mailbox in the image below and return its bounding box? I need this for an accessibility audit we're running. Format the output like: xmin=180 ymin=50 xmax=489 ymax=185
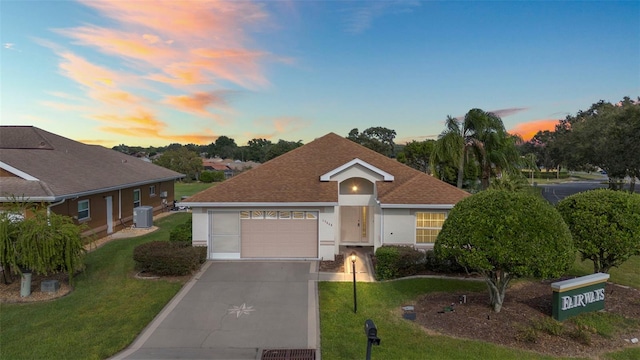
xmin=364 ymin=319 xmax=380 ymax=346
xmin=364 ymin=319 xmax=377 ymax=338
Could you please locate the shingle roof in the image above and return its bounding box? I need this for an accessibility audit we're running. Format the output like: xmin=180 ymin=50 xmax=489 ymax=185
xmin=0 ymin=126 xmax=184 ymax=200
xmin=185 ymin=132 xmax=469 ymax=205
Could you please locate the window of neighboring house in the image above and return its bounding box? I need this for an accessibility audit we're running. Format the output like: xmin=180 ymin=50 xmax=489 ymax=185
xmin=78 ymin=200 xmax=90 ymax=221
xmin=149 ymin=185 xmax=156 ymax=196
xmin=415 ymin=212 xmax=446 ymax=244
xmin=133 ymin=189 xmax=141 ymax=208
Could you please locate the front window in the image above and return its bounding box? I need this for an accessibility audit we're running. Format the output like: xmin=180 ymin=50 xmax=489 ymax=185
xmin=133 ymin=189 xmax=141 ymax=208
xmin=416 ymin=212 xmax=446 ymax=244
xmin=78 ymin=200 xmax=90 ymax=220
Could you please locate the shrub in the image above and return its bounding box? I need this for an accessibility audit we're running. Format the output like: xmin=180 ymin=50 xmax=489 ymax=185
xmin=169 ymin=219 xmax=192 ymax=243
xmin=200 ymin=171 xmax=225 ymax=183
xmin=374 ymin=245 xmax=426 ymax=280
xmin=133 ymin=241 xmax=204 ymax=276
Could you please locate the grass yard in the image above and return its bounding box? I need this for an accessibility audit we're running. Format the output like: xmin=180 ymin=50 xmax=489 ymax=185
xmin=569 ymin=255 xmax=640 ymax=289
xmin=0 ymin=212 xmax=192 ymax=360
xmin=319 ymin=279 xmax=565 ymax=360
xmin=175 ymin=181 xmax=217 ymax=199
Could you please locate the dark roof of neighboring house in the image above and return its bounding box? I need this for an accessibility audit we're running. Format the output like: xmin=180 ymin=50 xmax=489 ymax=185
xmin=0 ymin=126 xmax=184 ymax=201
xmin=186 ymin=132 xmax=469 ymax=205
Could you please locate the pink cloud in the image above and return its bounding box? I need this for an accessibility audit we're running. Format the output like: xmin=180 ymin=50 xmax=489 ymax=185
xmin=509 ymin=119 xmax=560 ymax=141
xmin=164 ymin=91 xmax=230 ymax=118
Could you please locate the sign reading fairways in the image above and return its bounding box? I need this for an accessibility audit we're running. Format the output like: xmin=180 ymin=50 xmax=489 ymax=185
xmin=551 ymin=273 xmax=609 ymax=321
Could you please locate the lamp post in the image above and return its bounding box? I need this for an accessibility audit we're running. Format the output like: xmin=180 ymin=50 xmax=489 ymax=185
xmin=351 ymin=252 xmax=357 ymax=313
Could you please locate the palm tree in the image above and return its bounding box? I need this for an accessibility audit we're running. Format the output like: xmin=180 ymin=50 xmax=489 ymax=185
xmin=431 ymin=109 xmax=521 ymax=190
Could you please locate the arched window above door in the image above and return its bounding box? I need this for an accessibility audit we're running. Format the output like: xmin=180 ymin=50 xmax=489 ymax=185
xmin=339 ymin=177 xmax=374 ymax=195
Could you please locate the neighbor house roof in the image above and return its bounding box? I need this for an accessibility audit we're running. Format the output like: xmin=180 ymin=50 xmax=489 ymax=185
xmin=185 ymin=132 xmax=468 ymax=206
xmin=0 ymin=126 xmax=184 ymax=201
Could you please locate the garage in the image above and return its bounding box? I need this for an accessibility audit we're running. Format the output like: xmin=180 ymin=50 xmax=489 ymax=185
xmin=240 ymin=210 xmax=318 ymax=258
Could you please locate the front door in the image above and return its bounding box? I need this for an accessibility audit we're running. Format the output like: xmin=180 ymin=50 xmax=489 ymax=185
xmin=105 ymin=196 xmax=113 ymax=234
xmin=340 ymin=206 xmax=369 ymax=243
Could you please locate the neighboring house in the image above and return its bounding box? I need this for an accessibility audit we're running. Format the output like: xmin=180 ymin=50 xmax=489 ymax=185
xmin=182 ymin=133 xmax=469 ymax=261
xmin=202 ymin=160 xmax=234 ymax=179
xmin=0 ymin=126 xmax=184 ymax=238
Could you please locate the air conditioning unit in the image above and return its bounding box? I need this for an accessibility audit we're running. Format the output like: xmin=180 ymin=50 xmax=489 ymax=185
xmin=133 ymin=206 xmax=153 ymax=228
xmin=160 ymin=191 xmax=168 ymax=198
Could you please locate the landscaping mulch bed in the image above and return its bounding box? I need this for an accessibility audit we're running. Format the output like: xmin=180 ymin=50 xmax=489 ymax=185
xmin=0 ymin=272 xmax=72 ymax=303
xmin=412 ymin=280 xmax=640 ymax=358
xmin=319 ymin=254 xmax=344 ymax=272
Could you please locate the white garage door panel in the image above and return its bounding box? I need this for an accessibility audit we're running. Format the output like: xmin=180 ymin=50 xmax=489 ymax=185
xmin=241 ymin=219 xmax=317 ymax=258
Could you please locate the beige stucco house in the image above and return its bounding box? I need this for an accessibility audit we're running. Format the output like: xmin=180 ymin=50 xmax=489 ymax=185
xmin=182 ymin=133 xmax=469 ymax=261
xmin=0 ymin=126 xmax=184 ymax=238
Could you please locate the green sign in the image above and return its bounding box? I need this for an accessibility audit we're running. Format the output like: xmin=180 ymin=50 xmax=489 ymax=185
xmin=551 ymin=273 xmax=609 ymax=321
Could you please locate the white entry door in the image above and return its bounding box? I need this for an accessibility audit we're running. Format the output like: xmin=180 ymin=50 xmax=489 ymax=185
xmin=340 ymin=206 xmax=369 ymax=243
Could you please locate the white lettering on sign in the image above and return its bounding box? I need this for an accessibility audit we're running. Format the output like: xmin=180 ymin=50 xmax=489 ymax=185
xmin=561 ymin=289 xmax=605 ymax=311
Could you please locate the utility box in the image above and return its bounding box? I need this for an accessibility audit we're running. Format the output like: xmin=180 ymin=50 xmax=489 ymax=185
xmin=133 ymin=206 xmax=153 ymax=228
xmin=41 ymin=280 xmax=60 ymax=293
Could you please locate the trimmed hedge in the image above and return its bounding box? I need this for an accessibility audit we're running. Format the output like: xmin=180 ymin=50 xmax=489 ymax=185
xmin=169 ymin=219 xmax=192 ymax=243
xmin=200 ymin=171 xmax=225 ymax=183
xmin=133 ymin=241 xmax=206 ymax=276
xmin=374 ymin=245 xmax=466 ymax=280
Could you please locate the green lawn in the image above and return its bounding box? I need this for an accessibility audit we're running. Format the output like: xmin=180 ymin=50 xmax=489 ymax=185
xmin=175 ymin=181 xmax=216 ymax=199
xmin=569 ymin=255 xmax=640 ymax=289
xmin=319 ymin=278 xmax=640 ymax=360
xmin=320 ymin=279 xmax=565 ymax=360
xmin=0 ymin=212 xmax=192 ymax=360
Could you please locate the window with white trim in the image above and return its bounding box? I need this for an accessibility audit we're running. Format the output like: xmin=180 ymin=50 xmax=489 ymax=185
xmin=416 ymin=212 xmax=446 ymax=244
xmin=149 ymin=185 xmax=156 ymax=196
xmin=133 ymin=189 xmax=141 ymax=208
xmin=78 ymin=200 xmax=90 ymax=221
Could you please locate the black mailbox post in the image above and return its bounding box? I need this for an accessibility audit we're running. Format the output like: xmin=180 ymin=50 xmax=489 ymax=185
xmin=364 ymin=319 xmax=381 ymax=360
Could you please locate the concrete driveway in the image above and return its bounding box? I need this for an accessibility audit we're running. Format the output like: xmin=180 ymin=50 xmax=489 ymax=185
xmin=113 ymin=261 xmax=319 ymax=360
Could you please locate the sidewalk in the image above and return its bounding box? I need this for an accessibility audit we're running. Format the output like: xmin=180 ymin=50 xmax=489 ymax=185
xmin=316 ymin=246 xmax=376 ymax=282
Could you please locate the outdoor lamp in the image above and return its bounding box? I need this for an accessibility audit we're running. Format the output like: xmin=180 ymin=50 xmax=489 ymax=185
xmin=351 ymin=251 xmax=357 ymax=313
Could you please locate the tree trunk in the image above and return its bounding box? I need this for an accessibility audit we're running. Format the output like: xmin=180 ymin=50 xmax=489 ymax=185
xmin=456 ymin=151 xmax=465 ymax=189
xmin=2 ymin=263 xmax=14 ymax=284
xmin=485 ymin=270 xmax=512 ymax=313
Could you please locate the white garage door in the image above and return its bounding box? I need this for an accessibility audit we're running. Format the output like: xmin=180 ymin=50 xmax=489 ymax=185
xmin=241 ymin=211 xmax=318 ymax=258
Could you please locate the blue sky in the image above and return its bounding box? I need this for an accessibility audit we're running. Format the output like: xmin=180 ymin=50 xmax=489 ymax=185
xmin=1 ymin=0 xmax=638 ymax=148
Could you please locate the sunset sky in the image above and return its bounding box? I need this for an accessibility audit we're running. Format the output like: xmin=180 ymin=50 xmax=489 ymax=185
xmin=2 ymin=1 xmax=638 ymax=148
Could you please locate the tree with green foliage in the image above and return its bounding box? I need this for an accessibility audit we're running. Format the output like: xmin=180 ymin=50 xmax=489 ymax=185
xmin=246 ymin=138 xmax=272 ymax=162
xmin=0 ymin=207 xmax=86 ymax=284
xmin=397 ymin=140 xmax=434 ymax=173
xmin=435 ymin=190 xmax=574 ymax=313
xmin=347 ymin=127 xmax=397 ymax=157
xmin=432 ymin=109 xmax=520 ymax=190
xmin=557 ymin=189 xmax=640 ymax=273
xmin=154 ymin=146 xmax=202 ymax=181
xmin=264 ymin=139 xmax=304 ymax=161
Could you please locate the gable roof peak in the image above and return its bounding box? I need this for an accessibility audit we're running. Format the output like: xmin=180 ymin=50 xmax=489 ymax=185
xmin=320 ymin=158 xmax=394 ymax=182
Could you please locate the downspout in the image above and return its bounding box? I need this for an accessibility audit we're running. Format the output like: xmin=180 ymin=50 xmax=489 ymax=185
xmin=47 ymin=198 xmax=66 ymax=217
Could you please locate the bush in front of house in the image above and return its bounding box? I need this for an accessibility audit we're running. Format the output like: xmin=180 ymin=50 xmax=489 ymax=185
xmin=133 ymin=241 xmax=205 ymax=276
xmin=374 ymin=245 xmax=426 ymax=280
xmin=374 ymin=245 xmax=468 ymax=280
xmin=169 ymin=219 xmax=192 ymax=243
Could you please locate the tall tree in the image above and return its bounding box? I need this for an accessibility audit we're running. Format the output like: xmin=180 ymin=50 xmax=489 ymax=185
xmin=245 ymin=138 xmax=273 ymax=163
xmin=208 ymin=136 xmax=238 ymax=159
xmin=347 ymin=127 xmax=397 ymax=157
xmin=154 ymin=147 xmax=202 ymax=181
xmin=397 ymin=140 xmax=435 ymax=173
xmin=264 ymin=139 xmax=303 ymax=161
xmin=432 ymin=109 xmax=518 ymax=189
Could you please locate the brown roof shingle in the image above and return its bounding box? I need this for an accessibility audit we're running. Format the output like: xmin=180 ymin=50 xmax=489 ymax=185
xmin=0 ymin=126 xmax=184 ymax=200
xmin=186 ymin=133 xmax=468 ymax=205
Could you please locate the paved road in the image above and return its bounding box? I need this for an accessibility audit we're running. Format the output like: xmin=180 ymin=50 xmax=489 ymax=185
xmin=540 ymin=180 xmax=639 ymax=204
